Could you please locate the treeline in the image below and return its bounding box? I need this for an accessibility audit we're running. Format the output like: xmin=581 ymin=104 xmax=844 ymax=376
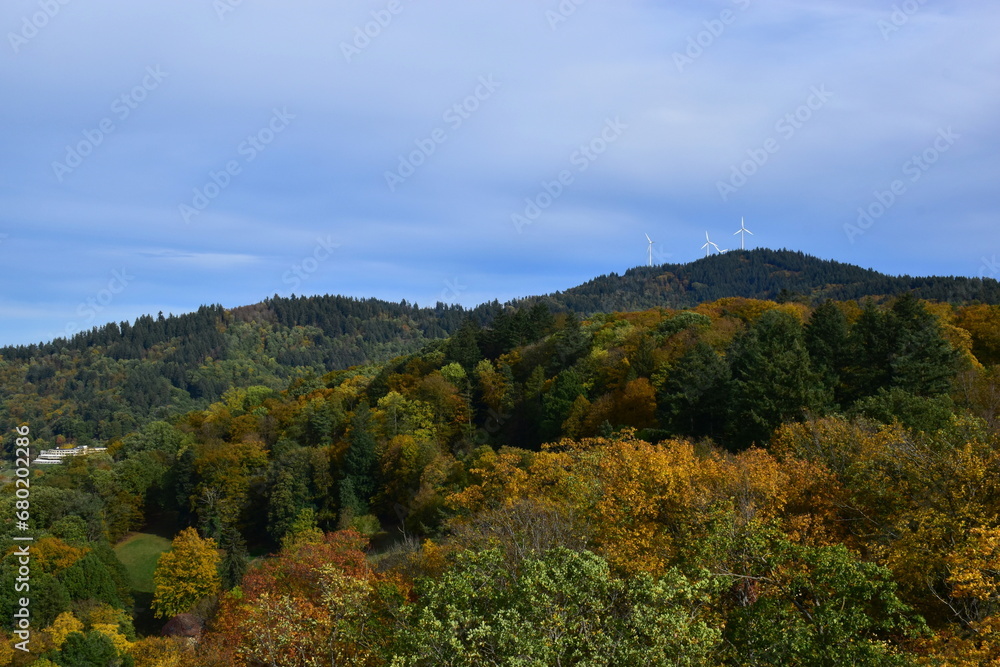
xmin=544 ymin=248 xmax=1000 ymax=313
xmin=3 ymin=250 xmax=999 ymax=451
xmin=4 ymin=295 xmax=1000 ymax=663
xmin=0 ymin=298 xmax=489 ymax=447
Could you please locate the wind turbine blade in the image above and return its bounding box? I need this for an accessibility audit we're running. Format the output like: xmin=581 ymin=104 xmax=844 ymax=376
xmin=645 ymin=233 xmax=652 ymax=243
xmin=746 ymin=229 xmax=753 ymax=235
xmin=734 ymin=229 xmax=741 ymax=235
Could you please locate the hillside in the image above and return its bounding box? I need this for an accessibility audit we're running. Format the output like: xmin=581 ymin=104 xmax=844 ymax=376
xmin=4 ymin=290 xmax=1000 ymax=664
xmin=535 ymin=248 xmax=1000 ymax=313
xmin=2 ymin=249 xmax=999 ymax=447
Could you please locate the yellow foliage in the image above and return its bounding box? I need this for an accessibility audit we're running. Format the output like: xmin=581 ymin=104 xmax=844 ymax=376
xmin=914 ymin=623 xmax=1000 ymax=666
xmin=695 ymin=297 xmax=780 ymax=325
xmin=31 ymin=537 xmax=89 ymax=575
xmin=44 ymin=612 xmax=83 ymax=650
xmin=93 ymin=622 xmax=132 ymax=654
xmin=0 ymin=632 xmax=15 ymax=666
xmin=947 ymin=527 xmax=1000 ymax=602
xmin=152 ymin=527 xmax=222 ymax=618
xmin=776 ymin=302 xmax=810 ymax=323
xmin=130 ymin=636 xmax=186 ymax=667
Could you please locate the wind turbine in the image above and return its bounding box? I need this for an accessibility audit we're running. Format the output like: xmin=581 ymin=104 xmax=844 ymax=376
xmin=645 ymin=233 xmax=655 ymax=267
xmin=734 ymin=217 xmax=753 ymax=250
xmin=701 ymin=231 xmax=721 ymax=257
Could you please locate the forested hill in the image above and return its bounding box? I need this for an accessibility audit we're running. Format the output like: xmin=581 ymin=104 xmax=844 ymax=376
xmin=2 ymin=249 xmax=998 ymax=445
xmin=5 ymin=249 xmax=997 ymax=361
xmin=0 ymin=297 xmax=489 ymax=445
xmin=533 ymin=248 xmax=1000 ymax=314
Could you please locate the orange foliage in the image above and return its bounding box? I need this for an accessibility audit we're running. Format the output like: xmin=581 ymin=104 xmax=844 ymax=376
xmin=29 ymin=537 xmax=89 ymax=575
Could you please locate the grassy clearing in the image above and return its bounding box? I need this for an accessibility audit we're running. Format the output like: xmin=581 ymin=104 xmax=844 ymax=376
xmin=115 ymin=532 xmax=172 ymax=594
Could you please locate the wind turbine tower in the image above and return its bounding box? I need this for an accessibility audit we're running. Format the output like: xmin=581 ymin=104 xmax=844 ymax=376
xmin=701 ymin=231 xmax=721 ymax=257
xmin=645 ymin=233 xmax=655 ymax=267
xmin=734 ymin=217 xmax=753 ymax=250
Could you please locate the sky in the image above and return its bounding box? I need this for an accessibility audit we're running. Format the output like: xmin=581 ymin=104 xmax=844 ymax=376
xmin=1 ymin=0 xmax=998 ymax=346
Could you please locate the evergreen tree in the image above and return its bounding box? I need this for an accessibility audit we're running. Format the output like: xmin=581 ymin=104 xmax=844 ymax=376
xmin=888 ymin=293 xmax=961 ymax=396
xmin=658 ymin=342 xmax=731 ymax=439
xmin=844 ymin=301 xmax=894 ymax=402
xmin=55 ymin=631 xmax=120 ymax=667
xmin=728 ymin=310 xmax=827 ymax=447
xmin=446 ymin=319 xmax=482 ymax=372
xmin=339 ymin=403 xmax=378 ymax=518
xmin=804 ymin=301 xmax=850 ymax=405
xmin=219 ymin=526 xmax=250 ymax=589
xmin=541 ymin=369 xmax=586 ymax=441
xmin=550 ymin=312 xmax=589 ymax=371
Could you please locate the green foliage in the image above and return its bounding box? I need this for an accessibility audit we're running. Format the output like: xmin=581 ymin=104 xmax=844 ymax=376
xmin=52 ymin=630 xmax=126 ymax=667
xmin=846 ymin=295 xmax=961 ymax=402
xmin=340 ymin=403 xmax=379 ymax=519
xmin=850 ymin=387 xmax=955 ymax=433
xmin=3 ymin=281 xmax=996 ymax=660
xmin=805 ymin=300 xmax=850 ymax=404
xmin=394 ymin=547 xmax=719 ymax=666
xmin=728 ymin=310 xmax=827 ymax=446
xmin=445 ymin=319 xmax=482 ymax=372
xmin=658 ymin=341 xmax=731 ymax=438
xmin=723 ymin=540 xmax=924 ymax=666
xmin=540 ymin=368 xmax=586 ymax=440
xmin=60 ymin=552 xmax=128 ymax=609
xmin=658 ymin=310 xmax=712 ymax=338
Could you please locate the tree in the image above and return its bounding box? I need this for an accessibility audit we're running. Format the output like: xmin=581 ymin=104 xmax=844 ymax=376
xmin=722 ymin=540 xmax=923 ymax=666
xmin=54 ymin=630 xmax=121 ymax=667
xmin=339 ymin=403 xmax=379 ymax=522
xmin=151 ymin=528 xmax=221 ymax=618
xmin=394 ymin=547 xmax=719 ymax=666
xmin=888 ymin=293 xmax=961 ymax=397
xmin=845 ymin=296 xmax=961 ymax=402
xmin=657 ymin=341 xmax=731 ymax=438
xmin=805 ymin=300 xmax=850 ymax=404
xmin=219 ymin=526 xmax=250 ymax=590
xmin=844 ymin=300 xmax=895 ymax=401
xmin=550 ymin=311 xmax=589 ymax=371
xmin=540 ymin=368 xmax=585 ymax=441
xmin=445 ymin=319 xmax=482 ymax=371
xmin=728 ymin=309 xmax=827 ymax=447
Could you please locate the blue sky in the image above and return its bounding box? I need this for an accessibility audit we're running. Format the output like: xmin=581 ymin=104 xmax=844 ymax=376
xmin=1 ymin=0 xmax=998 ymax=346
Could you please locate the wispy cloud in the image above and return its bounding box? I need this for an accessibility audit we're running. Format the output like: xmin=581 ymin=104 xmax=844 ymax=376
xmin=0 ymin=0 xmax=997 ymax=345
xmin=137 ymin=249 xmax=262 ymax=269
